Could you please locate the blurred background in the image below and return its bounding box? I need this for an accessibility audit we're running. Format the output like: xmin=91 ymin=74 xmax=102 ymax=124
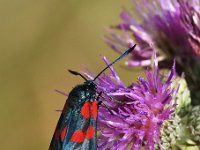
xmin=0 ymin=0 xmax=142 ymax=149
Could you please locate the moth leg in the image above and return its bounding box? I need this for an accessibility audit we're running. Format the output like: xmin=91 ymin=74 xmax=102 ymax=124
xmin=96 ymin=91 xmax=103 ymax=108
xmin=97 ymin=92 xmax=113 ymax=115
xmin=100 ymin=90 xmax=124 ymax=104
xmin=96 ymin=91 xmax=103 ymax=102
xmin=100 ymin=102 xmax=114 ymax=115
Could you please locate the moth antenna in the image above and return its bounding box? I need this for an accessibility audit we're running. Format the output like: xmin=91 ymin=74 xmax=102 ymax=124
xmin=93 ymin=44 xmax=136 ymax=81
xmin=68 ymin=70 xmax=88 ymax=81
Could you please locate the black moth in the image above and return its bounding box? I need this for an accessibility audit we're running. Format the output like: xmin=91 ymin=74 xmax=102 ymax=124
xmin=49 ymin=45 xmax=136 ymax=150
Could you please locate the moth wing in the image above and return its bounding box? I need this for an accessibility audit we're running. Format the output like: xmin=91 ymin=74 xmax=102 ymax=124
xmin=63 ymin=101 xmax=97 ymax=150
xmin=49 ymin=105 xmax=73 ymax=150
xmin=49 ymin=97 xmax=97 ymax=150
xmin=81 ymin=101 xmax=97 ymax=150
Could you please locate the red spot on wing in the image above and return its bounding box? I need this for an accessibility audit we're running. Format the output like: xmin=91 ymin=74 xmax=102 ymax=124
xmin=91 ymin=101 xmax=97 ymax=121
xmin=61 ymin=127 xmax=67 ymax=142
xmin=85 ymin=126 xmax=94 ymax=140
xmin=71 ymin=131 xmax=85 ymax=143
xmin=81 ymin=102 xmax=90 ymax=119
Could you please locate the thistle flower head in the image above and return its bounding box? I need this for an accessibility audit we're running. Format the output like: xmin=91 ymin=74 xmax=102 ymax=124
xmin=84 ymin=53 xmax=177 ymax=149
xmin=105 ymin=0 xmax=200 ymax=104
xmin=105 ymin=0 xmax=200 ymax=69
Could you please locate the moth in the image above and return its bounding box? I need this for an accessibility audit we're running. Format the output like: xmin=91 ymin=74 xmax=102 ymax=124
xmin=49 ymin=45 xmax=136 ymax=150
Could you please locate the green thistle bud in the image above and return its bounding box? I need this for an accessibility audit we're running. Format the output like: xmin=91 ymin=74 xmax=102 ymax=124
xmin=160 ymin=70 xmax=191 ymax=116
xmin=188 ymin=105 xmax=200 ymax=145
xmin=155 ymin=114 xmax=182 ymax=150
xmin=172 ymin=77 xmax=191 ymax=117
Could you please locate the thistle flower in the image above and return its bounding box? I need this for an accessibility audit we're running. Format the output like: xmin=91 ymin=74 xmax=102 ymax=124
xmin=105 ymin=0 xmax=200 ymax=68
xmin=104 ymin=0 xmax=200 ymax=105
xmin=84 ymin=53 xmax=177 ymax=149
